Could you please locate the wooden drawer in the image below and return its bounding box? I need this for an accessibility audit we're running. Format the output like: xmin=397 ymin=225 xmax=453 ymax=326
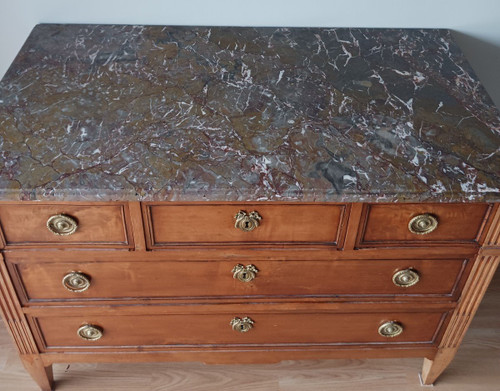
xmin=143 ymin=203 xmax=348 ymax=248
xmin=33 ymin=310 xmax=447 ymax=350
xmin=10 ymin=258 xmax=469 ymax=303
xmin=0 ymin=203 xmax=133 ymax=248
xmin=357 ymin=203 xmax=491 ymax=247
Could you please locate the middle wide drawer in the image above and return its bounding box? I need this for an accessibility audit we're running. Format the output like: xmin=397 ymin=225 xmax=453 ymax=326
xmin=8 ymin=257 xmax=470 ymax=303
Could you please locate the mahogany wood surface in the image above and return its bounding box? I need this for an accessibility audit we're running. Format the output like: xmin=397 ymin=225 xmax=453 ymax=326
xmin=0 ymin=203 xmax=133 ymax=249
xmin=128 ymin=201 xmax=147 ymax=251
xmin=22 ymin=301 xmax=456 ymax=317
xmin=419 ymin=206 xmax=500 ymax=385
xmin=35 ymin=346 xmax=439 ymax=365
xmin=33 ymin=311 xmax=447 ymax=350
xmin=20 ymin=354 xmax=54 ymax=391
xmin=358 ymin=203 xmax=491 ymax=247
xmin=9 ymin=258 xmax=470 ymax=302
xmin=421 ymin=255 xmax=500 ymax=384
xmin=481 ymin=203 xmax=500 ymax=247
xmin=0 ymin=200 xmax=498 ymax=390
xmin=1 ymin=254 xmax=499 ymax=391
xmin=0 ymin=253 xmax=38 ymax=355
xmin=4 ymin=247 xmax=478 ymax=261
xmin=144 ymin=203 xmax=348 ymax=248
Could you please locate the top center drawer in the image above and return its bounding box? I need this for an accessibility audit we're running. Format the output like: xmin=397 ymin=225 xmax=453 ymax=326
xmin=143 ymin=203 xmax=348 ymax=249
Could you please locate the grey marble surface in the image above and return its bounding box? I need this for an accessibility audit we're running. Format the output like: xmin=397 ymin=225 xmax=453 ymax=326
xmin=0 ymin=24 xmax=499 ymax=202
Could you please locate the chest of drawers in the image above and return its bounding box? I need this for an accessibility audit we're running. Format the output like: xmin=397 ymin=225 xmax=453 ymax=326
xmin=0 ymin=25 xmax=499 ymax=391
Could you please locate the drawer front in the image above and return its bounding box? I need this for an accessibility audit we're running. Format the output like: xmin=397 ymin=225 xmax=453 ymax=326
xmin=34 ymin=311 xmax=447 ymax=350
xmin=143 ymin=203 xmax=347 ymax=248
xmin=0 ymin=203 xmax=133 ymax=248
xmin=358 ymin=203 xmax=491 ymax=247
xmin=11 ymin=259 xmax=468 ymax=302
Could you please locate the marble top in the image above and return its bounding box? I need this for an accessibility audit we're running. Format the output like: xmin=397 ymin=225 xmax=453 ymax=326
xmin=0 ymin=24 xmax=499 ymax=202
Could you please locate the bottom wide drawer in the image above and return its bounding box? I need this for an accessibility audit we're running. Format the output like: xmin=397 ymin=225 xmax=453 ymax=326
xmin=33 ymin=310 xmax=448 ymax=351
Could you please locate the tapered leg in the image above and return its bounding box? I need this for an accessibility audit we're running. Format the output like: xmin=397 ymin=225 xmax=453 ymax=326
xmin=21 ymin=355 xmax=54 ymax=391
xmin=421 ymin=252 xmax=500 ymax=385
xmin=421 ymin=348 xmax=455 ymax=385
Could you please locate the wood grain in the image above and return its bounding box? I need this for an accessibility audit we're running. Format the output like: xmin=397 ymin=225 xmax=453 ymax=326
xmin=3 ymin=246 xmax=478 ymax=263
xmin=358 ymin=203 xmax=491 ymax=247
xmin=0 ymin=203 xmax=133 ymax=249
xmin=0 ymin=254 xmax=54 ymax=390
xmin=128 ymin=201 xmax=147 ymax=251
xmin=20 ymin=355 xmax=54 ymax=391
xmin=482 ymin=204 xmax=500 ymax=247
xmin=0 ymin=200 xmax=498 ymax=390
xmin=0 ymin=268 xmax=498 ymax=391
xmin=34 ymin=311 xmax=446 ymax=350
xmin=8 ymin=258 xmax=469 ymax=303
xmin=420 ymin=202 xmax=500 ymax=385
xmin=0 ymin=254 xmax=38 ymax=355
xmin=143 ymin=203 xmax=347 ymax=248
xmin=421 ymin=255 xmax=500 ymax=385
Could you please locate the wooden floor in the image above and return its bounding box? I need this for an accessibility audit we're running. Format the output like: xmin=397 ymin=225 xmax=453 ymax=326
xmin=1 ymin=270 xmax=499 ymax=391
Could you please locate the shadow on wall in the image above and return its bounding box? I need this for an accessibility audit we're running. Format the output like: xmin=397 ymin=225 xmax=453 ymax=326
xmin=453 ymin=31 xmax=500 ymax=110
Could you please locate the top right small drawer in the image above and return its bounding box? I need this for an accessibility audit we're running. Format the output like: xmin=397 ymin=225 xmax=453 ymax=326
xmin=357 ymin=203 xmax=492 ymax=247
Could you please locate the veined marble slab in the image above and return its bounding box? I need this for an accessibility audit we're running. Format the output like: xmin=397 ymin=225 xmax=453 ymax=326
xmin=0 ymin=24 xmax=499 ymax=202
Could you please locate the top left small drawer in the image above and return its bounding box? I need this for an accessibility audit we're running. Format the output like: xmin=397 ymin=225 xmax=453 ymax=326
xmin=0 ymin=203 xmax=133 ymax=249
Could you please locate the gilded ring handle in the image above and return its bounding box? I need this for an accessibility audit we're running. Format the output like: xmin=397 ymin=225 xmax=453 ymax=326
xmin=77 ymin=324 xmax=103 ymax=341
xmin=232 ymin=264 xmax=259 ymax=282
xmin=62 ymin=272 xmax=91 ymax=292
xmin=47 ymin=214 xmax=78 ymax=236
xmin=378 ymin=321 xmax=404 ymax=338
xmin=392 ymin=269 xmax=420 ymax=288
xmin=408 ymin=214 xmax=438 ymax=235
xmin=230 ymin=317 xmax=255 ymax=333
xmin=234 ymin=210 xmax=262 ymax=232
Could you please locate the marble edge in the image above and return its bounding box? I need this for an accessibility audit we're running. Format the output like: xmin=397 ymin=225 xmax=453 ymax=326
xmin=0 ymin=189 xmax=498 ymax=203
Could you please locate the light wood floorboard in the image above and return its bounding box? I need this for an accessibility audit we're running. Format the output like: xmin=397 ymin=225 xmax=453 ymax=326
xmin=1 ymin=269 xmax=499 ymax=391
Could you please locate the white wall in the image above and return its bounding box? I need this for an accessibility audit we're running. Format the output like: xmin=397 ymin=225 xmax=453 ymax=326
xmin=1 ymin=0 xmax=500 ymax=106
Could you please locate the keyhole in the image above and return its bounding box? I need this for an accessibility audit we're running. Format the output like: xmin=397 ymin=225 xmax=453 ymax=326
xmin=244 ymin=221 xmax=250 ymax=229
xmin=241 ymin=272 xmax=247 ymax=279
xmin=240 ymin=325 xmax=245 ymax=330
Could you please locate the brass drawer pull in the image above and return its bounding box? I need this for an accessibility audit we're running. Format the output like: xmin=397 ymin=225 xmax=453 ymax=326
xmin=230 ymin=317 xmax=255 ymax=333
xmin=234 ymin=210 xmax=262 ymax=232
xmin=47 ymin=214 xmax=78 ymax=235
xmin=378 ymin=321 xmax=403 ymax=338
xmin=408 ymin=214 xmax=438 ymax=235
xmin=77 ymin=324 xmax=103 ymax=341
xmin=392 ymin=269 xmax=420 ymax=288
xmin=232 ymin=264 xmax=259 ymax=282
xmin=62 ymin=272 xmax=91 ymax=292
